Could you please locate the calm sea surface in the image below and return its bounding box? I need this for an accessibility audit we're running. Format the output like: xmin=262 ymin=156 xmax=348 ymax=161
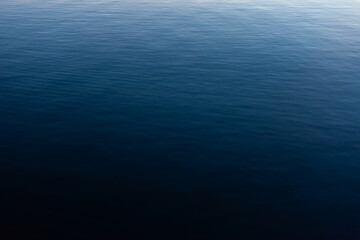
xmin=1 ymin=0 xmax=360 ymax=239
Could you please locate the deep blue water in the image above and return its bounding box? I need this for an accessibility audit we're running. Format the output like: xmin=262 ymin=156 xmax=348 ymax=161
xmin=1 ymin=0 xmax=360 ymax=239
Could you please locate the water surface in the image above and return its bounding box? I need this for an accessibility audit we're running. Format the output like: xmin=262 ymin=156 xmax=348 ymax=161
xmin=1 ymin=0 xmax=360 ymax=239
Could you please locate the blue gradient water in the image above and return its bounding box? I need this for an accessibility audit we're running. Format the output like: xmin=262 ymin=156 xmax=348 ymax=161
xmin=1 ymin=0 xmax=360 ymax=239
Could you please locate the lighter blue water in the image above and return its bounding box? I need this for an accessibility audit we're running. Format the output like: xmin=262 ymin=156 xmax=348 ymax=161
xmin=1 ymin=0 xmax=360 ymax=239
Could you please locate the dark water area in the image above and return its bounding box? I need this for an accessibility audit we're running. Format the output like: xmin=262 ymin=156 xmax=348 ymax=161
xmin=1 ymin=0 xmax=360 ymax=239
